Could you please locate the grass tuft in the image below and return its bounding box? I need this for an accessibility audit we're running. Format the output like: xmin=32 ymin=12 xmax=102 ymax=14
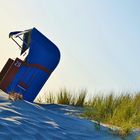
xmin=83 ymin=92 xmax=140 ymax=136
xmin=57 ymin=88 xmax=72 ymax=105
xmin=74 ymin=89 xmax=87 ymax=106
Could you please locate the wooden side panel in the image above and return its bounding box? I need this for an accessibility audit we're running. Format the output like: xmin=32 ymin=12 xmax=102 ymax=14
xmin=0 ymin=58 xmax=23 ymax=92
xmin=0 ymin=58 xmax=14 ymax=81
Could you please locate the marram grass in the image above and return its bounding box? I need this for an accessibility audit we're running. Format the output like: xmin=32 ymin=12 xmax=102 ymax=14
xmin=36 ymin=89 xmax=140 ymax=136
xmin=83 ymin=93 xmax=140 ymax=136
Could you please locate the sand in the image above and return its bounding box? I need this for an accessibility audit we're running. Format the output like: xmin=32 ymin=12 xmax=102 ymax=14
xmin=0 ymin=90 xmax=139 ymax=140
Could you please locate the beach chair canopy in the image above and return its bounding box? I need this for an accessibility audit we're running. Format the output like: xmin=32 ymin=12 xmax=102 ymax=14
xmin=9 ymin=27 xmax=60 ymax=71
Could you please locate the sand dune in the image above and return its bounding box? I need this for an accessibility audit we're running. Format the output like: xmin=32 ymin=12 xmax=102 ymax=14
xmin=0 ymin=90 xmax=139 ymax=140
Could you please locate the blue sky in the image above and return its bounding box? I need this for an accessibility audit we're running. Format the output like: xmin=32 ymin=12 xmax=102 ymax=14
xmin=0 ymin=0 xmax=140 ymax=95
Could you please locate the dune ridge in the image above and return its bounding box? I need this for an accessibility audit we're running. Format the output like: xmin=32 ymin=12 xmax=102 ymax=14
xmin=0 ymin=90 xmax=139 ymax=140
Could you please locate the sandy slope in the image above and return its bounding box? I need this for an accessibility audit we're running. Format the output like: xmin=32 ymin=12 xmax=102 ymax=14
xmin=0 ymin=90 xmax=139 ymax=140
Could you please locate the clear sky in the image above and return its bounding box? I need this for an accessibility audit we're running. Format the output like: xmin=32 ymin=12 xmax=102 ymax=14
xmin=0 ymin=0 xmax=140 ymax=95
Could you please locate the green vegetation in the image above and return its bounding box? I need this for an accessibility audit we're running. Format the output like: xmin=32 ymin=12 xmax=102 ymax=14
xmin=137 ymin=136 xmax=140 ymax=140
xmin=36 ymin=88 xmax=86 ymax=106
xmin=84 ymin=92 xmax=140 ymax=136
xmin=36 ymin=89 xmax=140 ymax=136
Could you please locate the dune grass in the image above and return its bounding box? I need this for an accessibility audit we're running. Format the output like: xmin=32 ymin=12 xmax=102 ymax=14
xmin=83 ymin=93 xmax=140 ymax=136
xmin=36 ymin=88 xmax=87 ymax=106
xmin=36 ymin=89 xmax=140 ymax=136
